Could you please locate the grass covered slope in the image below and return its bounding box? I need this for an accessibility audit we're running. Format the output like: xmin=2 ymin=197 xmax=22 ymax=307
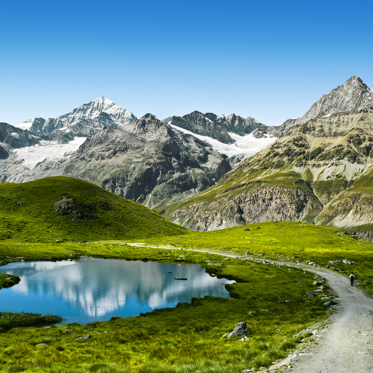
xmin=0 ymin=177 xmax=188 ymax=242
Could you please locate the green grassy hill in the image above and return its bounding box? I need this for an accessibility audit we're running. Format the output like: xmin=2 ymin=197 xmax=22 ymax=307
xmin=0 ymin=177 xmax=188 ymax=242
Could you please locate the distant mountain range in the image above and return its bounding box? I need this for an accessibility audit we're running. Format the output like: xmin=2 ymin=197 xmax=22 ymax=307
xmin=0 ymin=96 xmax=278 ymax=208
xmin=2 ymin=76 xmax=373 ymax=239
xmin=159 ymin=77 xmax=373 ymax=240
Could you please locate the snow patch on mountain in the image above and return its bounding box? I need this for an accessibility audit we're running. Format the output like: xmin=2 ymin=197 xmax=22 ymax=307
xmin=16 ymin=118 xmax=34 ymax=131
xmin=169 ymin=123 xmax=277 ymax=160
xmin=14 ymin=137 xmax=86 ymax=169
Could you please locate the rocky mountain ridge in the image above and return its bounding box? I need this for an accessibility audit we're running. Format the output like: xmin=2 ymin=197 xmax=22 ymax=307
xmin=159 ymin=104 xmax=373 ymax=240
xmin=249 ymin=76 xmax=373 ymax=138
xmin=164 ymin=111 xmax=270 ymax=143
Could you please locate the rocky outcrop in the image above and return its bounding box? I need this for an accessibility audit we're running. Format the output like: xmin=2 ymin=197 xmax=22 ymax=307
xmin=226 ymin=322 xmax=249 ymax=338
xmin=170 ymin=186 xmax=322 ymax=231
xmin=0 ymin=145 xmax=9 ymax=160
xmin=54 ymin=195 xmax=98 ymax=220
xmin=352 ymin=230 xmax=373 ymax=242
xmin=214 ymin=114 xmax=265 ymax=136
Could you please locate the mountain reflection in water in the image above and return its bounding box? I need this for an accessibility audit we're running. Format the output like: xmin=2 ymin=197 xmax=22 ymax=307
xmin=0 ymin=257 xmax=235 ymax=324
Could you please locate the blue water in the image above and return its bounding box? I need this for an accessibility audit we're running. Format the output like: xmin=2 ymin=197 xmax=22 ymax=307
xmin=0 ymin=257 xmax=234 ymax=324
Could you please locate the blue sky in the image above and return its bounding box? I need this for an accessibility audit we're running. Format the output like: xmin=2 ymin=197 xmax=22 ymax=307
xmin=1 ymin=0 xmax=373 ymax=125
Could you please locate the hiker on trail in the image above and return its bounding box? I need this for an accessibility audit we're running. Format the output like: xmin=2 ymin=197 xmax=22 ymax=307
xmin=349 ymin=272 xmax=355 ymax=287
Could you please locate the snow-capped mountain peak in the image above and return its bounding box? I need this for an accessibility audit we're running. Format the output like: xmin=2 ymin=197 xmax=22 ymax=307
xmin=15 ymin=97 xmax=137 ymax=135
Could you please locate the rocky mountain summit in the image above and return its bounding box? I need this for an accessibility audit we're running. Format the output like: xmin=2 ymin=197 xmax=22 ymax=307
xmin=251 ymin=76 xmax=373 ymax=138
xmin=294 ymin=76 xmax=373 ymax=125
xmin=17 ymin=97 xmax=137 ymax=136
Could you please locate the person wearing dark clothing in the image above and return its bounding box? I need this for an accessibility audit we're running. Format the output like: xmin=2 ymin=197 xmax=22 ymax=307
xmin=349 ymin=272 xmax=355 ymax=287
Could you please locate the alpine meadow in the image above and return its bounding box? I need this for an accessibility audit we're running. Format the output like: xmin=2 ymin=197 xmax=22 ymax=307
xmin=2 ymin=1 xmax=373 ymax=372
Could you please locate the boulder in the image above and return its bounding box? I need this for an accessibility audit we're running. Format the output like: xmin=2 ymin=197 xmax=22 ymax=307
xmin=75 ymin=335 xmax=91 ymax=341
xmin=227 ymin=322 xmax=249 ymax=338
xmin=306 ymin=291 xmax=316 ymax=298
xmin=62 ymin=328 xmax=75 ymax=334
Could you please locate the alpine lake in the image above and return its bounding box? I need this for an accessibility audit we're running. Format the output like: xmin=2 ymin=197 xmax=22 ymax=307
xmin=0 ymin=257 xmax=235 ymax=324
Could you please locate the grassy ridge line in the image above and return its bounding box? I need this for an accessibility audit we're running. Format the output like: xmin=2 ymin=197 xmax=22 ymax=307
xmin=0 ymin=177 xmax=188 ymax=243
xmin=0 ymin=243 xmax=330 ymax=373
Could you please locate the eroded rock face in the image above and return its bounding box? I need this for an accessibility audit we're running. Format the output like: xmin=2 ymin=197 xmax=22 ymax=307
xmin=316 ymin=190 xmax=373 ymax=231
xmin=54 ymin=196 xmax=97 ymax=219
xmin=171 ymin=186 xmax=322 ymax=231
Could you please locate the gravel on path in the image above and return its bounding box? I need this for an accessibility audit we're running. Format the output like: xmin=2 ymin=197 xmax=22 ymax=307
xmin=288 ymin=266 xmax=373 ymax=373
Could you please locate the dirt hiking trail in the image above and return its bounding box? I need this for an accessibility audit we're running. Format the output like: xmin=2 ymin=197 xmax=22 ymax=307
xmin=128 ymin=244 xmax=373 ymax=372
xmin=289 ymin=266 xmax=373 ymax=373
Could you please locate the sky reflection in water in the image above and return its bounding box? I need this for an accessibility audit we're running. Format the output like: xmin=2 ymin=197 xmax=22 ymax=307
xmin=0 ymin=257 xmax=234 ymax=324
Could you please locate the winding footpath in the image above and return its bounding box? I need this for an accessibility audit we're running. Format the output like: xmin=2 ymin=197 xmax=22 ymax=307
xmin=288 ymin=266 xmax=373 ymax=373
xmin=128 ymin=244 xmax=373 ymax=372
